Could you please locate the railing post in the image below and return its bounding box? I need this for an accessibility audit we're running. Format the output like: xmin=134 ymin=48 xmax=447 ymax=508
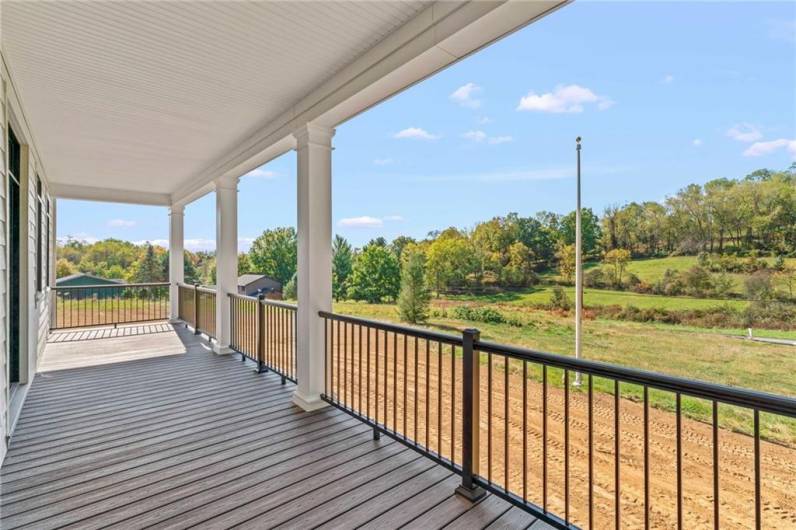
xmin=193 ymin=284 xmax=200 ymax=335
xmin=256 ymin=294 xmax=268 ymax=373
xmin=456 ymin=328 xmax=486 ymax=502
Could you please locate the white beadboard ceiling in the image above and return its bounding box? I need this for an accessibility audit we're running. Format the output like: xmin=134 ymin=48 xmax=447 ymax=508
xmin=1 ymin=1 xmax=431 ymax=197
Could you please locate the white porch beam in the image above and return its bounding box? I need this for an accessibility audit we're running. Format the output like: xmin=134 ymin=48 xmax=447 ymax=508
xmin=213 ymin=175 xmax=239 ymax=354
xmin=293 ymin=123 xmax=334 ymax=411
xmin=168 ymin=205 xmax=185 ymax=322
xmin=50 ymin=183 xmax=171 ymax=206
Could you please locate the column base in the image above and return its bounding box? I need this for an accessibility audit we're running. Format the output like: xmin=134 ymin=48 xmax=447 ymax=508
xmin=213 ymin=344 xmax=235 ymax=355
xmin=292 ymin=390 xmax=329 ymax=411
xmin=168 ymin=318 xmax=182 ymax=325
xmin=455 ymin=484 xmax=486 ymax=502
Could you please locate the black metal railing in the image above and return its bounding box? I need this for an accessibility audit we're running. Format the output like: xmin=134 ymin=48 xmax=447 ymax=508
xmin=229 ymin=293 xmax=296 ymax=382
xmin=319 ymin=310 xmax=796 ymax=530
xmin=177 ymin=283 xmax=216 ymax=338
xmin=51 ymin=282 xmax=169 ymax=329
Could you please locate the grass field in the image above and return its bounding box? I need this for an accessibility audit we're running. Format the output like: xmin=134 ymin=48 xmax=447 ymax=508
xmin=334 ymin=299 xmax=796 ymax=445
xmin=542 ymin=255 xmax=796 ymax=296
xmin=449 ymin=285 xmax=750 ymax=311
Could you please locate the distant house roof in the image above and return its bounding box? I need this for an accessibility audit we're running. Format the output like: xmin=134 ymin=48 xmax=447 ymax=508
xmin=56 ymin=273 xmax=124 ymax=285
xmin=238 ymin=274 xmax=281 ymax=287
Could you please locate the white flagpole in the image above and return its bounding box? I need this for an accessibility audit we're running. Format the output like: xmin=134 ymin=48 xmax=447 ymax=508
xmin=574 ymin=137 xmax=583 ymax=386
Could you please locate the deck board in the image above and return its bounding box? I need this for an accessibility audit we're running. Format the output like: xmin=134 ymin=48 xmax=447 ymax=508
xmin=1 ymin=324 xmax=537 ymax=529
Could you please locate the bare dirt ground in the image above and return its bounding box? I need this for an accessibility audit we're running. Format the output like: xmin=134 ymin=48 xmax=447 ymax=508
xmin=327 ymin=327 xmax=796 ymax=529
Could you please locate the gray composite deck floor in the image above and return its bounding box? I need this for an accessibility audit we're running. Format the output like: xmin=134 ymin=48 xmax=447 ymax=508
xmin=0 ymin=324 xmax=548 ymax=529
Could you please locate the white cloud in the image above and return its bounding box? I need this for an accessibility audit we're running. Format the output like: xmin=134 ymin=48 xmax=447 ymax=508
xmin=462 ymin=130 xmax=513 ymax=145
xmin=692 ymin=138 xmax=703 ymax=147
xmin=488 ymin=135 xmax=514 ymax=145
xmin=338 ymin=215 xmax=404 ymax=229
xmin=108 ymin=219 xmax=135 ymax=228
xmin=338 ymin=216 xmax=384 ymax=229
xmin=517 ymin=84 xmax=614 ymax=113
xmin=244 ymin=167 xmax=279 ymax=179
xmin=477 ymin=116 xmax=492 ymax=125
xmin=462 ymin=130 xmax=487 ymax=142
xmin=373 ymin=158 xmax=394 ymax=166
xmin=662 ymin=74 xmax=675 ymax=84
xmin=743 ymin=138 xmax=796 ymax=158
xmin=58 ymin=233 xmax=98 ymax=245
xmin=726 ymin=123 xmax=763 ymax=143
xmin=450 ymin=82 xmax=482 ymax=109
xmin=394 ymin=127 xmax=440 ymax=141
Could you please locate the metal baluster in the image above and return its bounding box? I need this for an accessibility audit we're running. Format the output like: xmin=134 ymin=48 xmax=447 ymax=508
xmin=543 ymin=364 xmax=548 ymax=512
xmin=713 ymin=400 xmax=719 ymax=530
xmin=754 ymin=410 xmax=761 ymax=530
xmin=615 ymin=380 xmax=620 ymax=530
xmin=565 ymin=368 xmax=570 ymax=524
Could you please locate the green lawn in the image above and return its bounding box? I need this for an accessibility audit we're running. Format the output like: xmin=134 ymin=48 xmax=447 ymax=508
xmin=542 ymin=255 xmax=796 ymax=296
xmin=449 ymin=285 xmax=750 ymax=311
xmin=333 ymin=299 xmax=796 ymax=443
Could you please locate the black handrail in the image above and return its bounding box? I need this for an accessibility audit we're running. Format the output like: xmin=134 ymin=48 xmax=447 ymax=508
xmin=52 ymin=282 xmax=170 ymax=329
xmin=476 ymin=339 xmax=796 ymax=418
xmin=318 ymin=309 xmax=796 ymax=530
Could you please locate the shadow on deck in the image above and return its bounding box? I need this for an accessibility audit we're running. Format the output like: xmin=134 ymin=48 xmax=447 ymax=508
xmin=1 ymin=324 xmax=547 ymax=529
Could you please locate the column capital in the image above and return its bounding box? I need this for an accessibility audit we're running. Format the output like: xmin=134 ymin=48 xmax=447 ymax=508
xmin=213 ymin=174 xmax=240 ymax=191
xmin=168 ymin=204 xmax=185 ymax=216
xmin=293 ymin=123 xmax=335 ymax=150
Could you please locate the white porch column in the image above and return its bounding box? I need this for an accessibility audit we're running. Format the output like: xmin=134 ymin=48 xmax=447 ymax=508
xmin=293 ymin=123 xmax=334 ymax=411
xmin=213 ymin=175 xmax=239 ymax=354
xmin=168 ymin=204 xmax=185 ymax=322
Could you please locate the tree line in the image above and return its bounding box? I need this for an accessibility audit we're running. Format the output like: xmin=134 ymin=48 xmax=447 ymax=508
xmin=56 ymin=167 xmax=795 ymax=301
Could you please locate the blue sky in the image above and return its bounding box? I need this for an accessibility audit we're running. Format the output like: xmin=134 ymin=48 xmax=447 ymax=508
xmin=57 ymin=1 xmax=796 ymax=250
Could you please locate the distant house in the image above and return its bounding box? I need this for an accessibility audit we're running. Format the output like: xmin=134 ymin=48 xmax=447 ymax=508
xmin=237 ymin=274 xmax=282 ymax=298
xmin=55 ymin=273 xmax=124 ymax=299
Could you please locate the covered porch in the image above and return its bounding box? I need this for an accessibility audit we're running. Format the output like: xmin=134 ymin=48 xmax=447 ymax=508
xmin=0 ymin=324 xmax=542 ymax=530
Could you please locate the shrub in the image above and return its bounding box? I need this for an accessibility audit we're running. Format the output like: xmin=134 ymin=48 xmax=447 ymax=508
xmin=451 ymin=305 xmax=506 ymax=324
xmin=654 ymin=268 xmax=684 ymax=296
xmin=584 ymin=267 xmax=607 ymax=288
xmin=681 ymin=265 xmax=713 ymax=297
xmin=549 ymin=286 xmax=571 ymax=310
xmin=744 ymin=271 xmax=775 ymax=302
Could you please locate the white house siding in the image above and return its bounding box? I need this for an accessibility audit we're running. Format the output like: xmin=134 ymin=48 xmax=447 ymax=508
xmin=1 ymin=51 xmax=54 ymax=464
xmin=0 ymin=58 xmax=7 ymax=463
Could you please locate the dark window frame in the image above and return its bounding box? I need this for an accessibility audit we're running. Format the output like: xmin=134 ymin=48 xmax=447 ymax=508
xmin=36 ymin=176 xmax=43 ymax=292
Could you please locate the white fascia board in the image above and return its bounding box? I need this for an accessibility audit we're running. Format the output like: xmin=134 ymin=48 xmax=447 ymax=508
xmin=170 ymin=0 xmax=568 ymax=207
xmin=50 ymin=183 xmax=170 ymax=206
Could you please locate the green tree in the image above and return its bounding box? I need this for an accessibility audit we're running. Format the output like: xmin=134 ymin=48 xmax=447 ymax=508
xmin=238 ymin=253 xmax=252 ymax=275
xmin=560 ymin=208 xmax=601 ymax=255
xmin=332 ymin=235 xmax=353 ymax=301
xmin=56 ymin=258 xmax=77 ymax=278
xmin=390 ymin=236 xmax=416 ymax=262
xmin=425 ymin=229 xmax=476 ymax=294
xmin=397 ymin=245 xmax=430 ymax=323
xmin=283 ymin=272 xmax=297 ymax=300
xmin=556 ymin=244 xmax=576 ymax=284
xmin=501 ymin=241 xmax=536 ymax=287
xmin=347 ymin=243 xmax=400 ymax=303
xmin=131 ymin=244 xmax=163 ymax=283
xmin=249 ymin=227 xmax=297 ymax=285
xmin=603 ymin=248 xmax=631 ymax=287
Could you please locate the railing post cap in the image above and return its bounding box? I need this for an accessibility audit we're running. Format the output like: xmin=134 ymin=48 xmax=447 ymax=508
xmin=257 ymin=293 xmax=266 ymax=301
xmin=463 ymin=328 xmax=480 ymax=341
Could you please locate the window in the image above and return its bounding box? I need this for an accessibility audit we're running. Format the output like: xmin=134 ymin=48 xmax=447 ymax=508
xmin=46 ymin=198 xmax=51 ymax=287
xmin=36 ymin=176 xmax=43 ymax=292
